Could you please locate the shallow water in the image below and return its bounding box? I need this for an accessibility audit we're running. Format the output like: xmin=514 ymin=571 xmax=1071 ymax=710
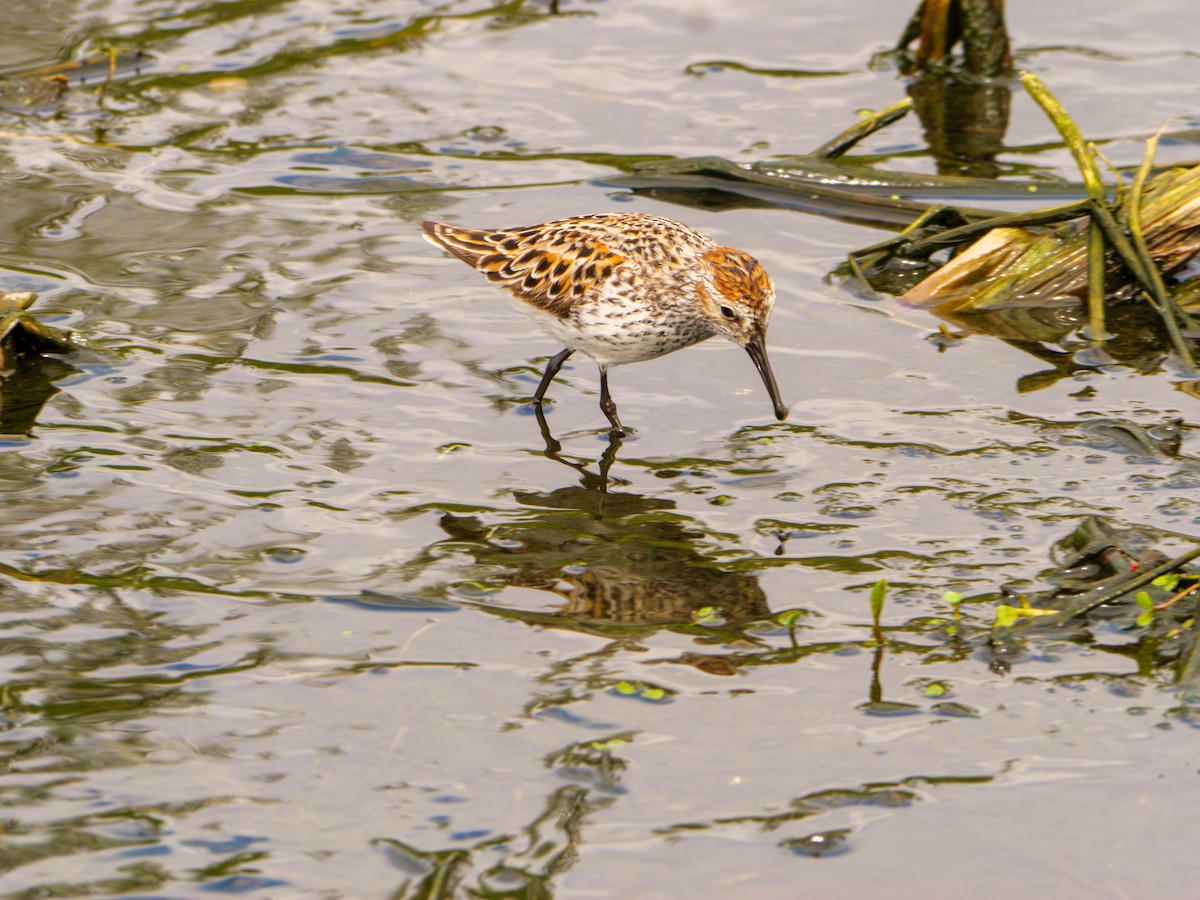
xmin=2 ymin=1 xmax=1200 ymax=897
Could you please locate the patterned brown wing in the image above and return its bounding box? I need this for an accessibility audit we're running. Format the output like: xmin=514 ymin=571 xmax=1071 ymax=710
xmin=421 ymin=219 xmax=625 ymax=318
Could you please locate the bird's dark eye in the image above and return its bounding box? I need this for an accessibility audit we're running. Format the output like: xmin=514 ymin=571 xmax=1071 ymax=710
xmin=720 ymin=305 xmax=737 ymax=320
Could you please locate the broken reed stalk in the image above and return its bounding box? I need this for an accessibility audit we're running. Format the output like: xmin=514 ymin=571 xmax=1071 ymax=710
xmin=955 ymin=0 xmax=1013 ymax=77
xmin=96 ymin=48 xmax=118 ymax=100
xmin=899 ymin=0 xmax=1012 ymax=78
xmin=810 ymin=98 xmax=913 ymax=160
xmin=1019 ymin=72 xmax=1106 ymax=201
xmin=918 ymin=0 xmax=952 ymax=65
xmin=1021 ymin=71 xmax=1197 ymax=371
xmin=1085 ymin=219 xmax=1109 ymax=340
xmin=1129 ymin=130 xmax=1200 ymax=353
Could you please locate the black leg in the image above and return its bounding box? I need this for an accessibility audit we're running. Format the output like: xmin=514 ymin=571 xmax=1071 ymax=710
xmin=534 ymin=400 xmax=624 ymax=501
xmin=533 ymin=348 xmax=574 ymax=405
xmin=598 ymin=367 xmax=625 ymax=435
xmin=533 ymin=403 xmax=566 ymax=461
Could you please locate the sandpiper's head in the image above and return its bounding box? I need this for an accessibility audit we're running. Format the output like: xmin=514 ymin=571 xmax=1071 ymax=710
xmin=698 ymin=247 xmax=788 ymax=421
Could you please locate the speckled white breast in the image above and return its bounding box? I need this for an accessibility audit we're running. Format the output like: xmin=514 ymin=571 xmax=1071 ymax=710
xmin=507 ymin=292 xmax=715 ymax=366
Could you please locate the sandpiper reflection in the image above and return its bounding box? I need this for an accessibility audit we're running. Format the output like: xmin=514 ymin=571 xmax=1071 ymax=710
xmin=435 ymin=409 xmax=770 ymax=628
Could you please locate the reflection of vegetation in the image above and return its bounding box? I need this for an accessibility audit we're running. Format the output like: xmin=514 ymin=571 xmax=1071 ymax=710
xmin=0 ymin=51 xmax=151 ymax=113
xmin=0 ymin=291 xmax=79 ymax=438
xmin=886 ymin=0 xmax=1013 ymax=178
xmin=921 ymin=302 xmax=1199 ymax=395
xmin=0 ymin=591 xmax=269 ymax=884
xmin=105 ymin=0 xmax=583 ymax=95
xmin=657 ymin=773 xmax=992 ymax=858
xmin=0 ymin=799 xmax=216 ymax=895
xmin=372 ymin=839 xmax=471 ymax=899
xmin=376 ymin=780 xmax=615 ymax=898
xmin=684 ymin=60 xmax=850 ymax=79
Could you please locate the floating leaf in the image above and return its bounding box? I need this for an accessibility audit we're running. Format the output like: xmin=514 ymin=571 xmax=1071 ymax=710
xmin=995 ymin=604 xmax=1020 ymax=628
xmin=591 ymin=738 xmax=627 ymax=750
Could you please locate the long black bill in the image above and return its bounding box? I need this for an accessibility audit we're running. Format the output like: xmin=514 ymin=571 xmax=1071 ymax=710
xmin=744 ymin=334 xmax=788 ymax=421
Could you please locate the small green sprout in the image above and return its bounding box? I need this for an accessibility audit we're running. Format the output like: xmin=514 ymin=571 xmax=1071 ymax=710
xmin=943 ymin=590 xmax=964 ymax=635
xmin=1152 ymin=574 xmax=1182 ymax=592
xmin=869 ymin=579 xmax=888 ymax=644
xmin=1135 ymin=591 xmax=1155 ymax=628
xmin=776 ymin=609 xmax=803 ymax=643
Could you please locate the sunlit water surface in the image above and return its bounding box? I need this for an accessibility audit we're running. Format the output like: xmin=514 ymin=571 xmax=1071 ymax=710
xmin=2 ymin=0 xmax=1200 ymax=896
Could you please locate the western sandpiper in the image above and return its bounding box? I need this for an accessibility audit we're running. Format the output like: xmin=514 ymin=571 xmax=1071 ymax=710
xmin=420 ymin=212 xmax=787 ymax=434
